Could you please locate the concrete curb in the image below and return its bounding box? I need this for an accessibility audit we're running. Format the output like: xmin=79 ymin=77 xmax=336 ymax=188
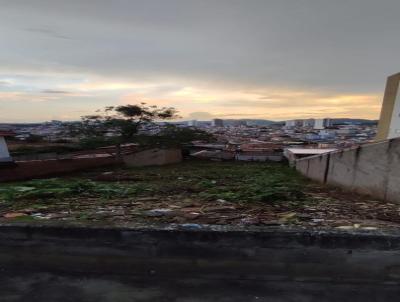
xmin=0 ymin=223 xmax=399 ymax=285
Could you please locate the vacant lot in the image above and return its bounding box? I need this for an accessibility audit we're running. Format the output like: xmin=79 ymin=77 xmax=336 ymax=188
xmin=0 ymin=160 xmax=399 ymax=229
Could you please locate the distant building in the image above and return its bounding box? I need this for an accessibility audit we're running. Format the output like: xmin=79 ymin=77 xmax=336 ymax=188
xmin=336 ymin=128 xmax=357 ymax=136
xmin=0 ymin=131 xmax=14 ymax=163
xmin=318 ymin=129 xmax=336 ymax=139
xmin=304 ymin=133 xmax=321 ymax=141
xmin=191 ymin=150 xmax=235 ymax=160
xmin=235 ymin=151 xmax=283 ymax=162
xmin=314 ymin=118 xmax=332 ymax=130
xmin=302 ymin=119 xmax=315 ymax=128
xmin=285 ymin=120 xmax=295 ymax=128
xmin=211 ymin=119 xmax=224 ymax=127
xmin=285 ymin=119 xmax=303 ymax=128
xmin=187 ymin=120 xmax=198 ymax=127
xmin=232 ymin=120 xmax=247 ymax=127
xmin=376 ymin=72 xmax=400 ymax=140
xmin=284 ymin=148 xmax=337 ymax=165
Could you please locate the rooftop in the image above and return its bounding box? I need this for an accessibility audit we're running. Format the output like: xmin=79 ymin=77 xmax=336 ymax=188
xmin=0 ymin=130 xmax=15 ymax=137
xmin=286 ymin=148 xmax=337 ymax=154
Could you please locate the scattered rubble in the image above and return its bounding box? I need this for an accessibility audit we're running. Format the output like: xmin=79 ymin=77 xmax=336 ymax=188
xmin=1 ymin=161 xmax=400 ymax=230
xmin=145 ymin=208 xmax=175 ymax=217
xmin=3 ymin=213 xmax=27 ymax=218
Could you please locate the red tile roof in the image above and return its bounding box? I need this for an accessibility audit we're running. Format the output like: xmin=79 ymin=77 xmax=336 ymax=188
xmin=0 ymin=131 xmax=15 ymax=137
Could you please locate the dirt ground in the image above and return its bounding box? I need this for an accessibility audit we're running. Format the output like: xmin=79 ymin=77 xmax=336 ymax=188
xmin=0 ymin=160 xmax=399 ymax=230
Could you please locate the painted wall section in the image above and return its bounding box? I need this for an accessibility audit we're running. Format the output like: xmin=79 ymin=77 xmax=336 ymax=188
xmin=0 ymin=157 xmax=120 ymax=182
xmin=0 ymin=137 xmax=11 ymax=162
xmin=376 ymin=73 xmax=400 ymax=140
xmin=296 ymin=138 xmax=400 ymax=203
xmin=389 ymin=85 xmax=400 ymax=139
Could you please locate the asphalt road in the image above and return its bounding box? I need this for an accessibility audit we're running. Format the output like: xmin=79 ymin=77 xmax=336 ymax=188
xmin=1 ymin=270 xmax=399 ymax=302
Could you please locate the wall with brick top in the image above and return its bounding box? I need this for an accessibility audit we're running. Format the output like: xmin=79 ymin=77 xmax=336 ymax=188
xmin=0 ymin=157 xmax=120 ymax=182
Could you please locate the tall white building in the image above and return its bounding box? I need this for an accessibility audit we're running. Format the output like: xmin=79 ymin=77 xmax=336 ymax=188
xmin=314 ymin=118 xmax=332 ymax=130
xmin=187 ymin=120 xmax=198 ymax=127
xmin=285 ymin=119 xmax=303 ymax=128
xmin=302 ymin=119 xmax=315 ymax=128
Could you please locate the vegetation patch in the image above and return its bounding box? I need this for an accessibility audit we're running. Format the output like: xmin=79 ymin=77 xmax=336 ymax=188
xmin=0 ymin=160 xmax=398 ymax=229
xmin=0 ymin=179 xmax=150 ymax=202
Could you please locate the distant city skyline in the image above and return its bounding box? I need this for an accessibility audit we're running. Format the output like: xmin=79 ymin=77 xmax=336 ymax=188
xmin=1 ymin=0 xmax=399 ymax=122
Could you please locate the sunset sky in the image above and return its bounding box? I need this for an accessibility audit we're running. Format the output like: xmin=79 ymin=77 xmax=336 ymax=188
xmin=1 ymin=0 xmax=399 ymax=122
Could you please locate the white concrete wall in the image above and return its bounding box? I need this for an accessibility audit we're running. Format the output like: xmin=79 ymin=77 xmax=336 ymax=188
xmin=388 ymin=87 xmax=400 ymax=139
xmin=0 ymin=137 xmax=12 ymax=162
xmin=296 ymin=138 xmax=400 ymax=203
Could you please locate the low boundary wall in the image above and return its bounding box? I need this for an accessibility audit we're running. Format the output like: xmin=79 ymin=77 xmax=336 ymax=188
xmin=296 ymin=138 xmax=400 ymax=203
xmin=0 ymin=156 xmax=120 ymax=182
xmin=123 ymin=148 xmax=182 ymax=167
xmin=1 ymin=223 xmax=400 ymax=300
xmin=0 ymin=223 xmax=399 ymax=281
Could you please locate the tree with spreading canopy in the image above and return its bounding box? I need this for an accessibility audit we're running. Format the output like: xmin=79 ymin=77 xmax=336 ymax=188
xmin=69 ymin=103 xmax=214 ymax=152
xmin=77 ymin=103 xmax=178 ymax=138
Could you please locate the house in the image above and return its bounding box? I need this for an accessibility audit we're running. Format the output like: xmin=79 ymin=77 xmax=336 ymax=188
xmin=235 ymin=150 xmax=283 ymax=162
xmin=284 ymin=148 xmax=337 ymax=165
xmin=0 ymin=130 xmax=14 ymax=163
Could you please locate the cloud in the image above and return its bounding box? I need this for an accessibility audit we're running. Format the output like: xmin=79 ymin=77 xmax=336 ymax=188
xmin=1 ymin=1 xmax=398 ymax=90
xmin=41 ymin=89 xmax=72 ymax=94
xmin=187 ymin=112 xmax=215 ymax=120
xmin=0 ymin=68 xmax=384 ymax=121
xmin=184 ymin=112 xmax=269 ymax=120
xmin=0 ymin=92 xmax=59 ymax=103
xmin=0 ymin=80 xmax=11 ymax=86
xmin=23 ymin=27 xmax=73 ymax=40
xmin=217 ymin=94 xmax=380 ymax=109
xmin=0 ymin=0 xmax=396 ymax=121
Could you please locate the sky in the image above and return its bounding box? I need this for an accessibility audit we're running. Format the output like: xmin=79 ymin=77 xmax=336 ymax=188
xmin=1 ymin=0 xmax=399 ymax=122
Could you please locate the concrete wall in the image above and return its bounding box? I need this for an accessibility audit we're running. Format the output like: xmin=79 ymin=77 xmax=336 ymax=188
xmin=0 ymin=156 xmax=120 ymax=182
xmin=0 ymin=137 xmax=11 ymax=162
xmin=123 ymin=148 xmax=182 ymax=167
xmin=12 ymin=145 xmax=138 ymax=162
xmin=296 ymin=138 xmax=400 ymax=202
xmin=0 ymin=148 xmax=179 ymax=182
xmin=376 ymin=73 xmax=400 ymax=140
xmin=1 ymin=223 xmax=400 ymax=301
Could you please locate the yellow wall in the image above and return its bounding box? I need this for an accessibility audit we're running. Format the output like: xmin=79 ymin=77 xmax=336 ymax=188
xmin=376 ymin=73 xmax=400 ymax=141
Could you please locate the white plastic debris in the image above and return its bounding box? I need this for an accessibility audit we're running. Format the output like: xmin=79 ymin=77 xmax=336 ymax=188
xmin=145 ymin=209 xmax=173 ymax=217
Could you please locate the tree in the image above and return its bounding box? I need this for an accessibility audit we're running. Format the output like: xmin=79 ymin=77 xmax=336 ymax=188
xmin=135 ymin=125 xmax=215 ymax=148
xmin=80 ymin=103 xmax=178 ymax=139
xmin=158 ymin=125 xmax=215 ymax=145
xmin=71 ymin=103 xmax=179 ymax=155
xmin=25 ymin=134 xmax=44 ymax=143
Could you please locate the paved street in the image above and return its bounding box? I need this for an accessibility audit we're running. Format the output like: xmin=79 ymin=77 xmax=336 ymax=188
xmin=1 ymin=270 xmax=399 ymax=302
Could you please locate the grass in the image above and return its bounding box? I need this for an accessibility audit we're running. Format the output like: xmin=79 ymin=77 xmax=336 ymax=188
xmin=0 ymin=160 xmax=332 ymax=225
xmin=0 ymin=160 xmax=398 ymax=229
xmin=0 ymin=161 xmax=311 ymax=205
xmin=0 ymin=179 xmax=148 ymax=202
xmin=133 ymin=161 xmax=310 ymax=203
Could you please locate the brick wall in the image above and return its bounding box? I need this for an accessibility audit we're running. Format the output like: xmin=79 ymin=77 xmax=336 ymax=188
xmin=0 ymin=157 xmax=121 ymax=182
